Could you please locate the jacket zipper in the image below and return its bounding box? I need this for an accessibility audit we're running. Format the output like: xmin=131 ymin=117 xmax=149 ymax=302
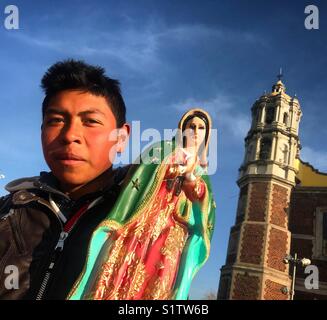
xmin=34 ymin=200 xmax=64 ymax=300
xmin=35 ymin=231 xmax=68 ymax=300
xmin=35 ymin=201 xmax=93 ymax=300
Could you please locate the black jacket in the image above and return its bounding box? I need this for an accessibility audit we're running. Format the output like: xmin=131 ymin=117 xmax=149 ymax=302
xmin=0 ymin=166 xmax=130 ymax=300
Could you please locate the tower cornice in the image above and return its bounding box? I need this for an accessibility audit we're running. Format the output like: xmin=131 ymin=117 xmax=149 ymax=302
xmin=245 ymin=127 xmax=300 ymax=143
xmin=237 ymin=173 xmax=297 ymax=188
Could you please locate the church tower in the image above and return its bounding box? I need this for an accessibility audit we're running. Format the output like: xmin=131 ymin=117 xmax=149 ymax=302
xmin=218 ymin=73 xmax=302 ymax=299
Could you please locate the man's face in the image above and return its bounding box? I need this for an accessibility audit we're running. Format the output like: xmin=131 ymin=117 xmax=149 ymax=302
xmin=41 ymin=90 xmax=128 ymax=190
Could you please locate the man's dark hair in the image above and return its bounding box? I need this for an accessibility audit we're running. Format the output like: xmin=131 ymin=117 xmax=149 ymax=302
xmin=41 ymin=59 xmax=126 ymax=127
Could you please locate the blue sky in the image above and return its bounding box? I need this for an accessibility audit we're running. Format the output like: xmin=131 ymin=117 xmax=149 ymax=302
xmin=0 ymin=0 xmax=326 ymax=299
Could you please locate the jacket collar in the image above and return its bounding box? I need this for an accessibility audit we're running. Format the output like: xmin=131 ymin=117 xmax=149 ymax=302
xmin=5 ymin=172 xmax=70 ymax=199
xmin=5 ymin=165 xmax=131 ymax=202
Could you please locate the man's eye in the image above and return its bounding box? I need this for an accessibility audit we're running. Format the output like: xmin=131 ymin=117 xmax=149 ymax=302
xmin=46 ymin=118 xmax=64 ymax=125
xmin=84 ymin=118 xmax=101 ymax=125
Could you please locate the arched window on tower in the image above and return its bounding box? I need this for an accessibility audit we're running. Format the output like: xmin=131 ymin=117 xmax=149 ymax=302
xmin=259 ymin=138 xmax=272 ymax=160
xmin=283 ymin=112 xmax=289 ymax=126
xmin=265 ymin=107 xmax=275 ymax=124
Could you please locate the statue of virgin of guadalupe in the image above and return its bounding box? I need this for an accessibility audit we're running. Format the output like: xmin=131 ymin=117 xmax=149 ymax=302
xmin=68 ymin=108 xmax=216 ymax=300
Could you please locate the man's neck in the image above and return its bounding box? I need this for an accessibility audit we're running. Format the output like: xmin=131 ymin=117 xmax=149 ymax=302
xmin=60 ymin=167 xmax=115 ymax=200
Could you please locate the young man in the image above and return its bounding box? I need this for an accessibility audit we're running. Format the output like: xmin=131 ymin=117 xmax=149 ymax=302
xmin=0 ymin=60 xmax=130 ymax=299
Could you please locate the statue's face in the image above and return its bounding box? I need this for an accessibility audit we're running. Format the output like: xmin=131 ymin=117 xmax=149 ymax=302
xmin=184 ymin=116 xmax=206 ymax=149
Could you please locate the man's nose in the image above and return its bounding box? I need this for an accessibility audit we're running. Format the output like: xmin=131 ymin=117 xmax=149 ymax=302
xmin=60 ymin=120 xmax=83 ymax=144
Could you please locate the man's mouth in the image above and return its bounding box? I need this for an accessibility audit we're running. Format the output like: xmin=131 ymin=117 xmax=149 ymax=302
xmin=53 ymin=152 xmax=86 ymax=165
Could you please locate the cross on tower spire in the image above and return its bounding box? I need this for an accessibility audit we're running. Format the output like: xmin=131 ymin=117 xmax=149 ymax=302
xmin=277 ymin=67 xmax=283 ymax=81
xmin=272 ymin=68 xmax=286 ymax=93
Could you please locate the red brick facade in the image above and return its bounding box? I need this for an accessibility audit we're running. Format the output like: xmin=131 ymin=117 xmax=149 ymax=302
xmin=248 ymin=183 xmax=268 ymax=222
xmin=240 ymin=224 xmax=265 ymax=264
xmin=264 ymin=279 xmax=288 ymax=300
xmin=267 ymin=227 xmax=288 ymax=272
xmin=232 ymin=273 xmax=260 ymax=300
xmin=270 ymin=184 xmax=288 ymax=228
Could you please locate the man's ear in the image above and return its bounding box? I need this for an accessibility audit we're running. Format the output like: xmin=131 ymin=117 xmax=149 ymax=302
xmin=116 ymin=123 xmax=130 ymax=153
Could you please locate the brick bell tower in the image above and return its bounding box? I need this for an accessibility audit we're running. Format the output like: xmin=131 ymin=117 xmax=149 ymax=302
xmin=218 ymin=73 xmax=302 ymax=300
